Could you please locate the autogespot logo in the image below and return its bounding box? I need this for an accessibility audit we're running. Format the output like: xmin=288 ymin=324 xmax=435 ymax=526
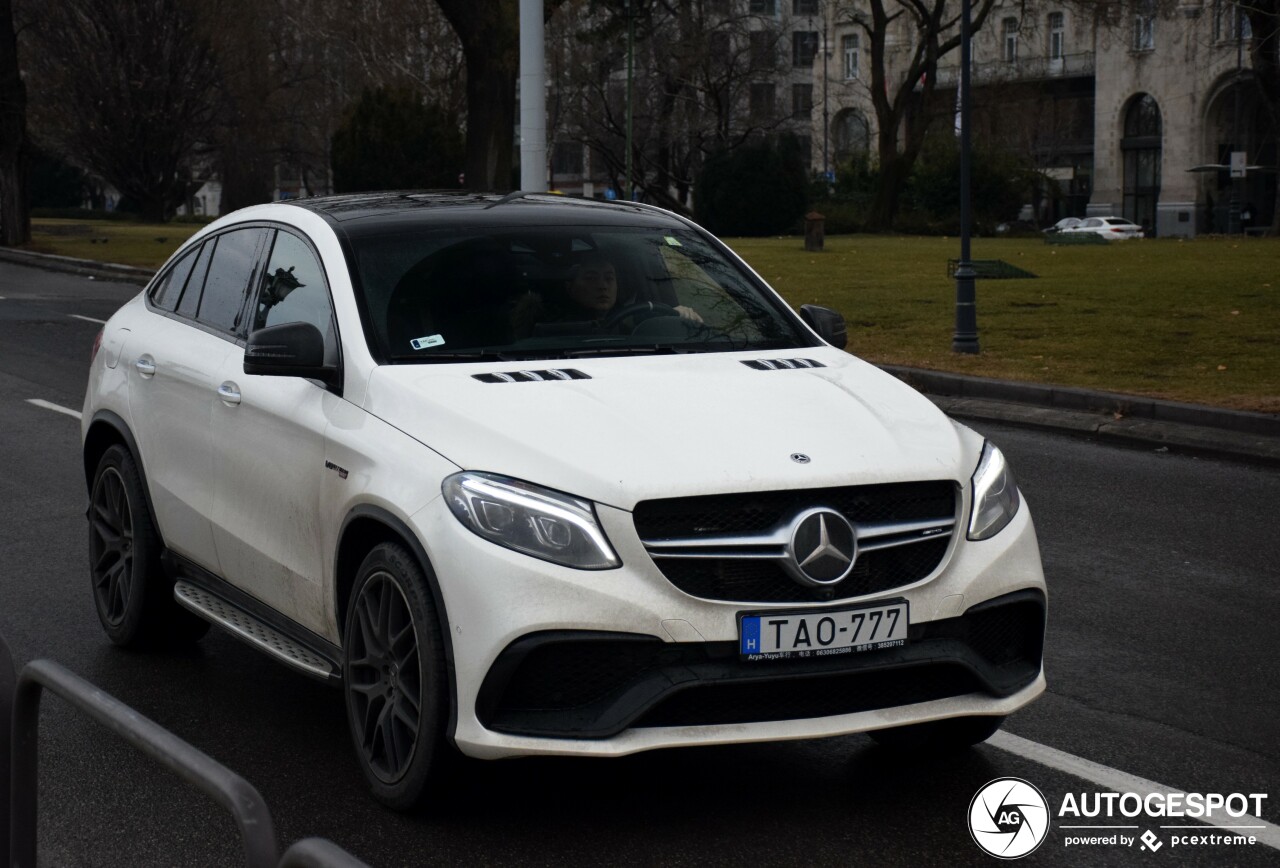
xmin=969 ymin=778 xmax=1052 ymax=859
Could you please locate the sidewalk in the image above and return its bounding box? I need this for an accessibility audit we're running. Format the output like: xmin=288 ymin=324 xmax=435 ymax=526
xmin=3 ymin=245 xmax=1277 ymax=466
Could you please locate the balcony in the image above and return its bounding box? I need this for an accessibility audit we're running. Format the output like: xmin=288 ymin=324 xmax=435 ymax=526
xmin=934 ymin=51 xmax=1095 ymax=87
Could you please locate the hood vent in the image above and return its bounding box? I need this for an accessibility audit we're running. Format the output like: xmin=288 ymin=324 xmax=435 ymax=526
xmin=741 ymin=358 xmax=824 ymax=371
xmin=473 ymin=368 xmax=591 ymax=383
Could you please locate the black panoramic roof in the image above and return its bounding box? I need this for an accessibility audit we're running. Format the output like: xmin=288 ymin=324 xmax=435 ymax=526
xmin=285 ymin=191 xmax=687 ymax=233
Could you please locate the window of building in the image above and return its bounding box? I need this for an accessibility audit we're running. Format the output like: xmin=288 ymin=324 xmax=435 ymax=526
xmin=710 ymin=31 xmax=731 ymax=68
xmin=552 ymin=141 xmax=584 ymax=176
xmin=792 ymin=83 xmax=814 ymax=119
xmin=1216 ymin=2 xmax=1253 ymax=41
xmin=1003 ymin=17 xmax=1019 ymax=63
xmin=749 ymin=30 xmax=775 ymax=69
xmin=793 ymin=0 xmax=818 ymax=15
xmin=749 ymin=0 xmax=776 ymax=14
xmin=832 ymin=109 xmax=870 ymax=162
xmin=1048 ymin=12 xmax=1065 ymax=59
xmin=797 ymin=135 xmax=812 ymax=170
xmin=793 ymin=30 xmax=819 ymax=67
xmin=842 ymin=33 xmax=860 ymax=79
xmin=1133 ymin=2 xmax=1155 ymax=51
xmin=1122 ymin=93 xmax=1162 ymax=234
xmin=749 ymin=82 xmax=775 ymax=120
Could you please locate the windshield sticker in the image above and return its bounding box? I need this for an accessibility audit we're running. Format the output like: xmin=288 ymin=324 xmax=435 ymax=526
xmin=664 ymin=236 xmax=683 ymax=247
xmin=410 ymin=334 xmax=446 ymax=350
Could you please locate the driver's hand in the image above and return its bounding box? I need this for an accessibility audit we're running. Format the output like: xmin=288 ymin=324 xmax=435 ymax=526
xmin=674 ymin=305 xmax=703 ymax=323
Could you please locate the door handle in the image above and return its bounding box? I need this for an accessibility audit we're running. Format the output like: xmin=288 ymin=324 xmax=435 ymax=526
xmin=217 ymin=381 xmax=242 ymax=405
xmin=134 ymin=356 xmax=156 ymax=377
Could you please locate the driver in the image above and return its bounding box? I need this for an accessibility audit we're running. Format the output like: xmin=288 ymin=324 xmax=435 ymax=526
xmin=513 ymin=253 xmax=702 ymax=336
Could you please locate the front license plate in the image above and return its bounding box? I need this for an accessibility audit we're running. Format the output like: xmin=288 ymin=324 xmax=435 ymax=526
xmin=739 ymin=601 xmax=909 ymax=661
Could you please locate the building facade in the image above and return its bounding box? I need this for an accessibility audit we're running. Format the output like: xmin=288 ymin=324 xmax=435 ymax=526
xmin=816 ymin=0 xmax=1273 ymax=236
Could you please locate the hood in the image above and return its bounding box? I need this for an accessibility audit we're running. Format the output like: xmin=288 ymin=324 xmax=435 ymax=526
xmin=363 ymin=349 xmax=974 ymax=510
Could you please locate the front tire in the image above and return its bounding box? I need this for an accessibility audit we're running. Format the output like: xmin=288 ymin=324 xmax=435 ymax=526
xmin=88 ymin=444 xmax=208 ymax=648
xmin=343 ymin=542 xmax=449 ymax=811
xmin=869 ymin=715 xmax=1005 ymax=753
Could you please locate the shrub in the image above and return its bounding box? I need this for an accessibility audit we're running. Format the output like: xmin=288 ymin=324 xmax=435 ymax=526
xmin=695 ymin=136 xmax=808 ymax=236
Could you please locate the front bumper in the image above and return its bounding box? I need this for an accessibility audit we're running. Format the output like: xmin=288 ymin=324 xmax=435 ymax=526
xmin=412 ymin=490 xmax=1047 ymax=760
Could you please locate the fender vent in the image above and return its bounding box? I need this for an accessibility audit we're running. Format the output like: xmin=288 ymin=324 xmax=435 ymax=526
xmin=741 ymin=358 xmax=824 ymax=371
xmin=472 ymin=368 xmax=591 ymax=383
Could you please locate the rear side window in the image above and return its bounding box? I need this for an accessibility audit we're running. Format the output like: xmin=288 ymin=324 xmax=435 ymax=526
xmin=197 ymin=227 xmax=270 ymax=334
xmin=150 ymin=246 xmax=199 ymax=312
xmin=176 ymin=241 xmax=214 ymax=319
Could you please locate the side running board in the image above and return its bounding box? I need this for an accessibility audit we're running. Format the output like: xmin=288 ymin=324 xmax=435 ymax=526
xmin=173 ymin=581 xmax=340 ymax=683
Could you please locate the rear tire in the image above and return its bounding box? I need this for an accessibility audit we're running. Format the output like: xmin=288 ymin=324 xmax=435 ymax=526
xmin=342 ymin=542 xmax=449 ymax=811
xmin=88 ymin=444 xmax=209 ymax=648
xmin=869 ymin=715 xmax=1005 ymax=753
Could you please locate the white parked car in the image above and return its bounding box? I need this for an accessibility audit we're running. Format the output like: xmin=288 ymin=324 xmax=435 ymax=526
xmin=81 ymin=193 xmax=1047 ymax=809
xmin=1063 ymin=216 xmax=1145 ymax=240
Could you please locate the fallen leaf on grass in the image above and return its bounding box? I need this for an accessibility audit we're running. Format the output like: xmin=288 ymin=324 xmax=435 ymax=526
xmin=1217 ymin=364 xmax=1228 ymax=371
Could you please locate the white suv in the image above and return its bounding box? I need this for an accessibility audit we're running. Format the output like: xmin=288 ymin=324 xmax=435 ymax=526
xmin=82 ymin=193 xmax=1046 ymax=809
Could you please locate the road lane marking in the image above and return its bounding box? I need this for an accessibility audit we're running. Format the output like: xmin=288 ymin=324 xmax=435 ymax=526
xmin=25 ymin=399 xmax=83 ymax=420
xmin=69 ymin=314 xmax=107 ymax=325
xmin=990 ymin=731 xmax=1280 ymax=851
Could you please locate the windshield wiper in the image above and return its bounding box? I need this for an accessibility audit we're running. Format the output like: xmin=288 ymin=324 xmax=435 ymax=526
xmin=390 ymin=350 xmax=519 ymax=363
xmin=556 ymin=345 xmax=691 ymax=358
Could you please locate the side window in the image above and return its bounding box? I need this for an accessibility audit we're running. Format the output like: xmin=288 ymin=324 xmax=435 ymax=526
xmin=253 ymin=230 xmax=338 ymax=362
xmin=197 ymin=227 xmax=270 ymax=334
xmin=150 ymin=245 xmax=199 ymax=312
xmin=176 ymin=240 xmax=215 ymax=320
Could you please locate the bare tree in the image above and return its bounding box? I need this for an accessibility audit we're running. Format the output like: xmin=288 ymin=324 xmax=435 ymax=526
xmin=848 ymin=0 xmax=998 ymax=228
xmin=0 ymin=0 xmax=27 ymax=244
xmin=24 ymin=0 xmax=220 ymax=221
xmin=435 ymin=0 xmax=566 ymax=191
xmin=553 ymin=0 xmax=796 ymax=211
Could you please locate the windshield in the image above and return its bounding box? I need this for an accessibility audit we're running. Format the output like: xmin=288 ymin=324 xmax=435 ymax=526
xmin=346 ymin=224 xmax=813 ymax=362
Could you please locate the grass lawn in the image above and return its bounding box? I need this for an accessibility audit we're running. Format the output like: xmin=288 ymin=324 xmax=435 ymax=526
xmin=24 ymin=219 xmax=1279 ymax=412
xmin=27 ymin=218 xmax=202 ymax=269
xmin=727 ymin=234 xmax=1280 ymax=413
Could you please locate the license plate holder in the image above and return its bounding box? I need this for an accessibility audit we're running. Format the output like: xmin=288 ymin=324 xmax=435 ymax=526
xmin=738 ymin=600 xmax=910 ymax=661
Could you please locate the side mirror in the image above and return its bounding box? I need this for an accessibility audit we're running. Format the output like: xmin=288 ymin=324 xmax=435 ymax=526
xmin=800 ymin=304 xmax=848 ymax=350
xmin=244 ymin=322 xmax=338 ymax=386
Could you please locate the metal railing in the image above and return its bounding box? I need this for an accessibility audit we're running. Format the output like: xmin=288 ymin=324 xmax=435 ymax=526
xmin=1 ymin=629 xmax=368 ymax=868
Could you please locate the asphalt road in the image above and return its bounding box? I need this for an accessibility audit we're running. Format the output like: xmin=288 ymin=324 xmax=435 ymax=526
xmin=1 ymin=261 xmax=1277 ymax=867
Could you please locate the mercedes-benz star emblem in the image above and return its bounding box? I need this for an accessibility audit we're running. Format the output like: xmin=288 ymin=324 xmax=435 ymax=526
xmin=790 ymin=453 xmax=811 ymax=464
xmin=784 ymin=508 xmax=858 ymax=587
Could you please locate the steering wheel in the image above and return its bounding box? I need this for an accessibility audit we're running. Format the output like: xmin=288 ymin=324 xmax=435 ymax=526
xmin=602 ymin=301 xmax=681 ymax=330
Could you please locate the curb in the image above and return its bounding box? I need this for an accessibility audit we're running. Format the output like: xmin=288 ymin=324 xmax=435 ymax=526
xmin=880 ymin=366 xmax=1280 ymax=466
xmin=0 ymin=247 xmax=154 ymax=286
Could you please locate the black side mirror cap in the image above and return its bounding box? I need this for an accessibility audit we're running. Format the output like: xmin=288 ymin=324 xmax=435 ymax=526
xmin=244 ymin=322 xmax=338 ymax=386
xmin=799 ymin=304 xmax=848 ymax=350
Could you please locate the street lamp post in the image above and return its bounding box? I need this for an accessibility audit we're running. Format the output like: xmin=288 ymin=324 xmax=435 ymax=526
xmin=625 ymin=0 xmax=635 ymax=201
xmin=952 ymin=0 xmax=979 ymax=354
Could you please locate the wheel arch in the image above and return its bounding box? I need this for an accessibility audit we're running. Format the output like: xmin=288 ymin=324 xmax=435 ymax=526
xmin=334 ymin=505 xmax=458 ymax=739
xmin=83 ymin=411 xmax=161 ymax=533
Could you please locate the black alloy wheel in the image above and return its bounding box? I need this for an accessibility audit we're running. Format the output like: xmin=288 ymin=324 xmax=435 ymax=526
xmin=90 ymin=463 xmax=135 ymax=628
xmin=343 ymin=542 xmax=448 ymax=810
xmin=88 ymin=444 xmax=209 ymax=648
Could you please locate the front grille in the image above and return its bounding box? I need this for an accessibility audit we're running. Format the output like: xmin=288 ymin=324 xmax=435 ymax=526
xmin=657 ymin=538 xmax=951 ymax=603
xmin=635 ymin=481 xmax=956 ymax=603
xmin=477 ymin=589 xmax=1045 ymax=738
xmin=634 ymin=481 xmax=955 ymax=539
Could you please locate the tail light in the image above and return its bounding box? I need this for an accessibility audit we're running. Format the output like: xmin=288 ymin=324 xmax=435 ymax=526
xmin=91 ymin=328 xmax=104 ymax=364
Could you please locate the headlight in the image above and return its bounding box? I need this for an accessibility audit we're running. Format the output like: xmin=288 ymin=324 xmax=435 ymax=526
xmin=443 ymin=472 xmax=620 ymax=570
xmin=968 ymin=441 xmax=1021 ymax=541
